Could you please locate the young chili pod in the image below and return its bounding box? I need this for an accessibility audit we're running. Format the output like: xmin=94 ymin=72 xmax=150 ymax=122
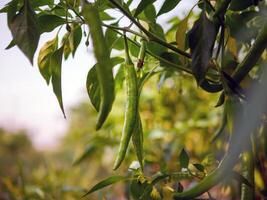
xmin=137 ymin=39 xmax=146 ymax=70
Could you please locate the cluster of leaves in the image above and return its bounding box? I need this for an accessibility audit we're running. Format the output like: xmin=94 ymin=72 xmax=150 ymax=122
xmin=1 ymin=0 xmax=267 ymax=199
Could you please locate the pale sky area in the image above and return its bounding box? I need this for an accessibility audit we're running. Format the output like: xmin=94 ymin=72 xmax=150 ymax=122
xmin=0 ymin=0 xmax=196 ymax=149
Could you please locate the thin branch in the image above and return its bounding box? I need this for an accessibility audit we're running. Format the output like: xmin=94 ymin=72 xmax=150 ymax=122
xmin=102 ymin=23 xmax=147 ymax=40
xmin=108 ymin=0 xmax=191 ymax=58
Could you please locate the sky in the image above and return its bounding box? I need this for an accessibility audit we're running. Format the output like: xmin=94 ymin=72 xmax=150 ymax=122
xmin=0 ymin=0 xmax=196 ymax=149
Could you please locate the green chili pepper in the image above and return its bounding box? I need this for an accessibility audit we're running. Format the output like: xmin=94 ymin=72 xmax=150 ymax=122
xmin=137 ymin=39 xmax=146 ymax=70
xmin=82 ymin=2 xmax=115 ymax=130
xmin=132 ymin=113 xmax=144 ymax=171
xmin=113 ymin=34 xmax=138 ymax=170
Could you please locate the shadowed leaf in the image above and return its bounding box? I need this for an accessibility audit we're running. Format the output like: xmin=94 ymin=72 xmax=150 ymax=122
xmin=188 ymin=11 xmax=217 ymax=84
xmin=157 ymin=0 xmax=181 ymax=16
xmin=134 ymin=0 xmax=156 ymax=17
xmin=9 ymin=0 xmax=40 ymax=64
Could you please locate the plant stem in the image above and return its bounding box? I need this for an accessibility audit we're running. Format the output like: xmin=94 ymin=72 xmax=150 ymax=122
xmin=102 ymin=23 xmax=147 ymax=40
xmin=108 ymin=0 xmax=191 ymax=58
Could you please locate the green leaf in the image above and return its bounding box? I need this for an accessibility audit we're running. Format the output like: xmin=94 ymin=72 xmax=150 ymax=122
xmin=86 ymin=65 xmax=101 ymax=112
xmin=38 ymin=14 xmax=65 ymax=33
xmin=188 ymin=11 xmax=217 ymax=84
xmin=193 ymin=163 xmax=205 ymax=172
xmin=5 ymin=39 xmax=16 ymax=50
xmin=9 ymin=0 xmax=40 ymax=64
xmin=143 ymin=4 xmax=157 ymax=23
xmin=130 ymin=175 xmax=152 ymax=200
xmin=147 ymin=23 xmax=166 ymax=56
xmin=157 ymin=0 xmax=181 ymax=16
xmin=179 ymin=148 xmax=189 ymax=169
xmin=139 ymin=173 xmax=169 ymax=199
xmin=175 ymin=14 xmax=189 ymax=65
xmin=0 ymin=5 xmax=8 ymax=13
xmin=29 ymin=0 xmax=54 ymax=7
xmin=51 ymin=46 xmax=66 ymax=118
xmin=83 ymin=176 xmax=127 ymax=196
xmin=69 ymin=24 xmax=82 ymax=57
xmin=99 ymin=11 xmax=116 ymax=21
xmin=105 ymin=24 xmax=118 ymax=52
xmin=38 ymin=36 xmax=58 ymax=84
xmin=87 ymin=57 xmax=124 ymax=111
xmin=72 ymin=145 xmax=97 ymax=166
xmin=230 ymin=171 xmax=253 ymax=187
xmin=7 ymin=0 xmax=19 ymax=27
xmin=134 ymin=0 xmax=156 ymax=17
xmin=229 ymin=0 xmax=255 ymax=11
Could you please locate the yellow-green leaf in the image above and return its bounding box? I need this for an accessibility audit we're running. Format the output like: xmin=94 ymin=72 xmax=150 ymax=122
xmin=37 ymin=36 xmax=58 ymax=84
xmin=176 ymin=15 xmax=189 ymax=51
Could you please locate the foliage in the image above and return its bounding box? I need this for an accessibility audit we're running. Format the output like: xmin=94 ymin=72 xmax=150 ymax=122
xmin=1 ymin=0 xmax=267 ymax=199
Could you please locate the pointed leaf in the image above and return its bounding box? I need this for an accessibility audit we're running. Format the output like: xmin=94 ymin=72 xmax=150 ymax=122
xmin=179 ymin=148 xmax=189 ymax=169
xmin=9 ymin=0 xmax=40 ymax=64
xmin=134 ymin=0 xmax=156 ymax=17
xmin=83 ymin=176 xmax=127 ymax=196
xmin=7 ymin=0 xmax=19 ymax=27
xmin=87 ymin=57 xmax=124 ymax=111
xmin=69 ymin=24 xmax=82 ymax=57
xmin=38 ymin=36 xmax=58 ymax=84
xmin=230 ymin=171 xmax=253 ymax=187
xmin=5 ymin=39 xmax=16 ymax=50
xmin=86 ymin=66 xmax=101 ymax=112
xmin=188 ymin=11 xmax=217 ymax=84
xmin=157 ymin=0 xmax=181 ymax=16
xmin=193 ymin=163 xmax=205 ymax=172
xmin=51 ymin=46 xmax=66 ymax=118
xmin=99 ymin=11 xmax=116 ymax=21
xmin=38 ymin=14 xmax=65 ymax=33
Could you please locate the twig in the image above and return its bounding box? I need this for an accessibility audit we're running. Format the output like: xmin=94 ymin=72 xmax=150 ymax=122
xmin=108 ymin=0 xmax=191 ymax=58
